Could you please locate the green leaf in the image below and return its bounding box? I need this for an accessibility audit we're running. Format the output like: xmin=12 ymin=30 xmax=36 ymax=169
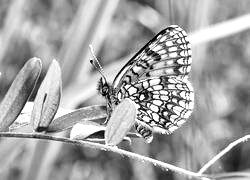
xmin=47 ymin=105 xmax=106 ymax=132
xmin=70 ymin=121 xmax=105 ymax=141
xmin=31 ymin=59 xmax=62 ymax=132
xmin=9 ymin=102 xmax=34 ymax=132
xmin=0 ymin=58 xmax=42 ymax=131
xmin=105 ymin=98 xmax=137 ymax=146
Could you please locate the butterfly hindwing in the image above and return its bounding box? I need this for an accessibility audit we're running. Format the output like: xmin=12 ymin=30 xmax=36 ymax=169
xmin=117 ymin=76 xmax=194 ymax=137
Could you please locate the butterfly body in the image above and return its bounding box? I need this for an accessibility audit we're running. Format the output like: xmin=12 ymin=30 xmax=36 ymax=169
xmin=97 ymin=25 xmax=194 ymax=142
xmin=97 ymin=78 xmax=118 ymax=121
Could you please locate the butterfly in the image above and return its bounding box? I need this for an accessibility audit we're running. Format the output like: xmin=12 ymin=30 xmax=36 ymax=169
xmin=91 ymin=25 xmax=194 ymax=143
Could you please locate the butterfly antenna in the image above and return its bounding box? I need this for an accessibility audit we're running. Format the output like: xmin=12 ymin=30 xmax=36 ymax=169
xmin=89 ymin=45 xmax=107 ymax=82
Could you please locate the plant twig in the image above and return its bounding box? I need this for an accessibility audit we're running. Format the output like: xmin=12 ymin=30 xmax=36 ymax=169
xmin=198 ymin=134 xmax=250 ymax=174
xmin=0 ymin=132 xmax=208 ymax=180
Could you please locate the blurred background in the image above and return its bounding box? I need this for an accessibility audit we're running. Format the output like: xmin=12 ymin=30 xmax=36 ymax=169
xmin=0 ymin=0 xmax=250 ymax=180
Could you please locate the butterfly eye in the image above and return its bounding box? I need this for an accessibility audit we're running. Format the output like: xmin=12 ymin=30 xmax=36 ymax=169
xmin=102 ymin=85 xmax=109 ymax=95
xmin=97 ymin=78 xmax=108 ymax=96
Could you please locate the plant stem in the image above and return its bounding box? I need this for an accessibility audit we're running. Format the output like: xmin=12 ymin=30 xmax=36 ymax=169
xmin=198 ymin=134 xmax=250 ymax=174
xmin=0 ymin=132 xmax=208 ymax=180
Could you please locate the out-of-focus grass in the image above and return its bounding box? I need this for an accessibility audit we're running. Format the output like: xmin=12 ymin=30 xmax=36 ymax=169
xmin=0 ymin=0 xmax=250 ymax=180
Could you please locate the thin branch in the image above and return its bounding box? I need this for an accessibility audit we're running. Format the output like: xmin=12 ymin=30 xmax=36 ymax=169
xmin=0 ymin=132 xmax=208 ymax=180
xmin=198 ymin=134 xmax=250 ymax=175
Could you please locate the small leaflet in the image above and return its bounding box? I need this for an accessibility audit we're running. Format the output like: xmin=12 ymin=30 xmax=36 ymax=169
xmin=105 ymin=98 xmax=137 ymax=146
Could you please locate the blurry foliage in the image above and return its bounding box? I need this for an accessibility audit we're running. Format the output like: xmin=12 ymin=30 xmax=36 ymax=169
xmin=0 ymin=0 xmax=250 ymax=180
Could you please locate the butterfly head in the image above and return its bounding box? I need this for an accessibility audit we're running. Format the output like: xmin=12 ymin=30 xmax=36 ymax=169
xmin=97 ymin=77 xmax=111 ymax=97
xmin=89 ymin=45 xmax=113 ymax=99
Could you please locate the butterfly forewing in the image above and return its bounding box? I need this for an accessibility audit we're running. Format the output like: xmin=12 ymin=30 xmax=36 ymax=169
xmin=112 ymin=25 xmax=192 ymax=90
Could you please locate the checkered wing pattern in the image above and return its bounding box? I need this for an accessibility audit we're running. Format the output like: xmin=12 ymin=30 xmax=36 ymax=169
xmin=112 ymin=25 xmax=192 ymax=89
xmin=117 ymin=76 xmax=194 ymax=136
xmin=112 ymin=25 xmax=194 ymax=141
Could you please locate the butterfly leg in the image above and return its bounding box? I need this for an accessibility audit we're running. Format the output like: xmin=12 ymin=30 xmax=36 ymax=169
xmin=102 ymin=114 xmax=110 ymax=125
xmin=103 ymin=96 xmax=119 ymax=124
xmin=135 ymin=122 xmax=153 ymax=143
xmin=102 ymin=101 xmax=112 ymax=125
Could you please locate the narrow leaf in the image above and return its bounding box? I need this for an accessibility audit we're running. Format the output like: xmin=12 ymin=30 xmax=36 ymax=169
xmin=47 ymin=105 xmax=106 ymax=132
xmin=31 ymin=59 xmax=62 ymax=132
xmin=70 ymin=122 xmax=135 ymax=143
xmin=9 ymin=102 xmax=34 ymax=132
xmin=0 ymin=58 xmax=41 ymax=131
xmin=70 ymin=122 xmax=105 ymax=140
xmin=105 ymin=98 xmax=137 ymax=145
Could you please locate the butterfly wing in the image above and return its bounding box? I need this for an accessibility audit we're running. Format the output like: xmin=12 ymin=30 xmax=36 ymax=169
xmin=112 ymin=25 xmax=192 ymax=90
xmin=117 ymin=76 xmax=194 ymax=139
xmin=111 ymin=25 xmax=193 ymax=141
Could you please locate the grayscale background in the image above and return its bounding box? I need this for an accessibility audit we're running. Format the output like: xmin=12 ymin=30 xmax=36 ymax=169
xmin=0 ymin=0 xmax=250 ymax=180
